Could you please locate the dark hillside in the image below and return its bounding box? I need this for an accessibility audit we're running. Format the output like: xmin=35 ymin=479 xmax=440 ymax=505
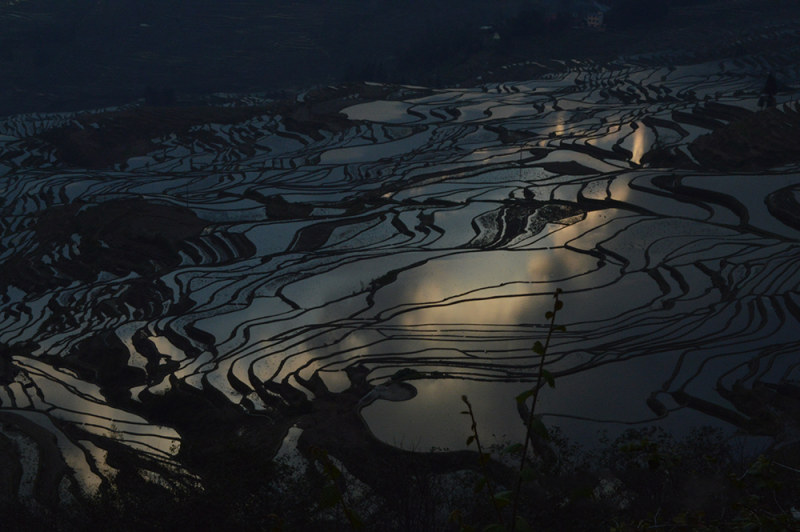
xmin=2 ymin=0 xmax=800 ymax=116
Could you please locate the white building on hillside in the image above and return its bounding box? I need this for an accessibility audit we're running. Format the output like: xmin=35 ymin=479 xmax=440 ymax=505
xmin=584 ymin=1 xmax=610 ymax=29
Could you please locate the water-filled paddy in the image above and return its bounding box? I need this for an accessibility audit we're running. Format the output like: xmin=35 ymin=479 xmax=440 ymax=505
xmin=1 ymin=55 xmax=800 ymax=500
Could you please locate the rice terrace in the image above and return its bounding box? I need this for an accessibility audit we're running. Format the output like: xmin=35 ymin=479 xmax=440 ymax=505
xmin=1 ymin=1 xmax=800 ymax=530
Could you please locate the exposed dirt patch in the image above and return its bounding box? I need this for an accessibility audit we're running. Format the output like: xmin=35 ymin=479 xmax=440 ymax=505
xmin=688 ymin=103 xmax=800 ymax=171
xmin=36 ymin=106 xmax=272 ymax=168
xmin=0 ymin=198 xmax=206 ymax=294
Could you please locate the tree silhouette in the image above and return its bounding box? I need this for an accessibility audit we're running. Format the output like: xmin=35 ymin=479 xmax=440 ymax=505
xmin=760 ymin=72 xmax=778 ymax=108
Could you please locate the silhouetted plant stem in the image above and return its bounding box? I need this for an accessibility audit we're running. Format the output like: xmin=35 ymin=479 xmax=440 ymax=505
xmin=310 ymin=446 xmax=365 ymax=531
xmin=510 ymin=289 xmax=563 ymax=531
xmin=461 ymin=395 xmax=507 ymax=528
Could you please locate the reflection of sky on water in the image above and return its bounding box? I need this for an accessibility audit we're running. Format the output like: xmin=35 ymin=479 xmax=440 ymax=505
xmin=2 ymin=56 xmax=800 ymax=492
xmin=625 ymin=122 xmax=655 ymax=165
xmin=341 ymin=100 xmax=420 ymax=124
xmin=363 ymin=380 xmax=533 ymax=451
xmin=358 ymin=166 xmax=800 ymax=447
xmin=183 ymin=161 xmax=800 ymax=449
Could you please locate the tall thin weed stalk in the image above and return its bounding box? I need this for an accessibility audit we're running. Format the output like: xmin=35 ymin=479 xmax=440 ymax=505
xmin=459 ymin=289 xmax=564 ymax=532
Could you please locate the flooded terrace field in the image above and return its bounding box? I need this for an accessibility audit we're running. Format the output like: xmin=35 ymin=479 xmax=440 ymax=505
xmin=1 ymin=52 xmax=800 ymax=504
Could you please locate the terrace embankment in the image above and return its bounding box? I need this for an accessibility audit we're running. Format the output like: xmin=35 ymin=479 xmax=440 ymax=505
xmin=32 ymin=83 xmax=429 ymax=169
xmin=689 ymin=102 xmax=800 ymax=171
xmin=643 ymin=101 xmax=800 ymax=171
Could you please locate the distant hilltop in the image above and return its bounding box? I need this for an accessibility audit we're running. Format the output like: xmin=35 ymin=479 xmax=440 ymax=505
xmin=1 ymin=0 xmax=799 ymax=116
